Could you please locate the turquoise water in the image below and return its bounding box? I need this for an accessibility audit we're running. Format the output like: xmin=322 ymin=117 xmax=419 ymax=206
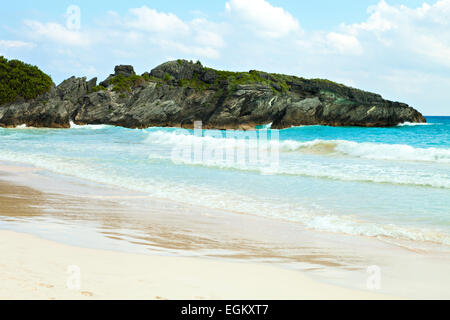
xmin=0 ymin=117 xmax=449 ymax=246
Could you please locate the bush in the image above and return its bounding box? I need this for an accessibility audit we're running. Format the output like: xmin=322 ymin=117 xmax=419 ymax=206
xmin=0 ymin=56 xmax=53 ymax=105
xmin=163 ymin=73 xmax=172 ymax=82
xmin=91 ymin=85 xmax=106 ymax=92
xmin=110 ymin=74 xmax=145 ymax=92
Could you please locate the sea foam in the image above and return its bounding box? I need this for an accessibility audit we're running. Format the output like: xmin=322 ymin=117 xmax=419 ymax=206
xmin=70 ymin=121 xmax=110 ymax=130
xmin=397 ymin=122 xmax=435 ymax=126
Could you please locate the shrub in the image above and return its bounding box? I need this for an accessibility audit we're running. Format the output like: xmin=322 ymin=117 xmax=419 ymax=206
xmin=91 ymin=85 xmax=106 ymax=92
xmin=0 ymin=56 xmax=53 ymax=105
xmin=110 ymin=74 xmax=146 ymax=92
xmin=163 ymin=73 xmax=172 ymax=82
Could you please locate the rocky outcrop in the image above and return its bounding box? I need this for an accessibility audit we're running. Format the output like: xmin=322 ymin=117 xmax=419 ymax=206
xmin=0 ymin=60 xmax=426 ymax=129
xmin=0 ymin=76 xmax=96 ymax=128
xmin=0 ymin=88 xmax=71 ymax=128
xmin=99 ymin=65 xmax=135 ymax=88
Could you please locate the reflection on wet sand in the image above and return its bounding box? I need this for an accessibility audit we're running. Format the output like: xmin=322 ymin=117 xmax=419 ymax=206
xmin=0 ymin=175 xmax=363 ymax=271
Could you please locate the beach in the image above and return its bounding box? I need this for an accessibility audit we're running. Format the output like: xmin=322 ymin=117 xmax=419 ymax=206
xmin=0 ymin=229 xmax=390 ymax=300
xmin=0 ymin=165 xmax=390 ymax=300
xmin=0 ymin=162 xmax=449 ymax=300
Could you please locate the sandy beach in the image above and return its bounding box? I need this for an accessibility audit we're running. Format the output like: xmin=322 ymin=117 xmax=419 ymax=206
xmin=0 ymin=229 xmax=393 ymax=300
xmin=0 ymin=164 xmax=391 ymax=300
xmin=0 ymin=162 xmax=449 ymax=300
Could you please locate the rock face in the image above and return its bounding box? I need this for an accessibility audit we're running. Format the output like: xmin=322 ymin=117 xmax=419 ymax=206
xmin=0 ymin=76 xmax=97 ymax=128
xmin=99 ymin=65 xmax=136 ymax=88
xmin=0 ymin=60 xmax=426 ymax=129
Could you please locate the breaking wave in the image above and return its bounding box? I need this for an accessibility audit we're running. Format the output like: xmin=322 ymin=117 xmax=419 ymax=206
xmin=397 ymin=122 xmax=435 ymax=127
xmin=69 ymin=121 xmax=111 ymax=130
xmin=143 ymin=130 xmax=450 ymax=164
xmin=281 ymin=139 xmax=450 ymax=164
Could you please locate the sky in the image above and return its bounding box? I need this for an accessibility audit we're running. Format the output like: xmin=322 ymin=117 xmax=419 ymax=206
xmin=0 ymin=0 xmax=449 ymax=115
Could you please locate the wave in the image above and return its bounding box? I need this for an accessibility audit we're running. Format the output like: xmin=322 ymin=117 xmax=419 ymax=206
xmin=69 ymin=121 xmax=111 ymax=130
xmin=149 ymin=153 xmax=450 ymax=189
xmin=256 ymin=122 xmax=273 ymax=129
xmin=0 ymin=144 xmax=448 ymax=246
xmin=1 ymin=150 xmax=448 ymax=246
xmin=141 ymin=130 xmax=450 ymax=188
xmin=397 ymin=122 xmax=435 ymax=127
xmin=143 ymin=130 xmax=450 ymax=164
xmin=300 ymin=214 xmax=449 ymax=246
xmin=281 ymin=139 xmax=450 ymax=164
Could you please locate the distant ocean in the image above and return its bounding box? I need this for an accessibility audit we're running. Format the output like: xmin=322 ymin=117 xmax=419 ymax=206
xmin=1 ymin=116 xmax=449 ymax=247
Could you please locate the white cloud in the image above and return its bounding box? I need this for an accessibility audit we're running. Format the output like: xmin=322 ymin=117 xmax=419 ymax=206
xmin=340 ymin=0 xmax=450 ymax=66
xmin=24 ymin=20 xmax=90 ymax=46
xmin=20 ymin=6 xmax=225 ymax=63
xmin=326 ymin=32 xmax=363 ymax=55
xmin=225 ymin=0 xmax=300 ymax=38
xmin=347 ymin=0 xmax=396 ymax=33
xmin=108 ymin=6 xmax=226 ymax=59
xmin=190 ymin=18 xmax=226 ymax=50
xmin=126 ymin=6 xmax=189 ymax=35
xmin=0 ymin=40 xmax=34 ymax=49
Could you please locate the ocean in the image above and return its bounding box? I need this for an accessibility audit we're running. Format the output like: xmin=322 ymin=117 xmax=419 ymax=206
xmin=0 ymin=116 xmax=449 ymax=249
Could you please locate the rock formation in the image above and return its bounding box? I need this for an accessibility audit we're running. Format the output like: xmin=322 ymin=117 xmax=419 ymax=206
xmin=0 ymin=59 xmax=426 ymax=129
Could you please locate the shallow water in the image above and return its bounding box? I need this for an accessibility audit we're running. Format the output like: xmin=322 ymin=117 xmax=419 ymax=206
xmin=0 ymin=116 xmax=449 ymax=248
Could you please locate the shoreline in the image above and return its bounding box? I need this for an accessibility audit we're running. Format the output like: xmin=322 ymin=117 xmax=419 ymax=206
xmin=0 ymin=161 xmax=449 ymax=299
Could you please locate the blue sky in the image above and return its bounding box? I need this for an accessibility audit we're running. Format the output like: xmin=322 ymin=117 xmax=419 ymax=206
xmin=1 ymin=0 xmax=449 ymax=115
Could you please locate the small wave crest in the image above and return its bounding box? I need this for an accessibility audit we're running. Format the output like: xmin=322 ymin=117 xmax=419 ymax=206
xmin=397 ymin=122 xmax=434 ymax=127
xmin=301 ymin=214 xmax=450 ymax=246
xmin=70 ymin=121 xmax=110 ymax=130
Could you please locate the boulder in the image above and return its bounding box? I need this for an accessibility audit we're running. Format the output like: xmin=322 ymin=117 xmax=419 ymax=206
xmin=114 ymin=65 xmax=135 ymax=77
xmin=56 ymin=77 xmax=89 ymax=103
xmin=150 ymin=60 xmax=203 ymax=80
xmin=201 ymin=69 xmax=218 ymax=84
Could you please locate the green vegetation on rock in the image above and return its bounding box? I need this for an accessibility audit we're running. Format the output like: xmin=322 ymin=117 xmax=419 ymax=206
xmin=99 ymin=59 xmax=379 ymax=105
xmin=0 ymin=56 xmax=53 ymax=105
xmin=148 ymin=60 xmax=292 ymax=96
xmin=163 ymin=73 xmax=172 ymax=82
xmin=110 ymin=74 xmax=146 ymax=92
xmin=214 ymin=69 xmax=292 ymax=93
xmin=91 ymin=85 xmax=107 ymax=93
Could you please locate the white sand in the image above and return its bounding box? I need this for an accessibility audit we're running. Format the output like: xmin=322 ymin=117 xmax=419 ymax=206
xmin=0 ymin=230 xmax=392 ymax=300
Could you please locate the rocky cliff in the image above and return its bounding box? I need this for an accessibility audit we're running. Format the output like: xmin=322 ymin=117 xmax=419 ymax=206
xmin=0 ymin=59 xmax=426 ymax=129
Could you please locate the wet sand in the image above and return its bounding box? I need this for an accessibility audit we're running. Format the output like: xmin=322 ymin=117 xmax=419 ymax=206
xmin=0 ymin=172 xmax=388 ymax=300
xmin=0 ymin=162 xmax=449 ymax=299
